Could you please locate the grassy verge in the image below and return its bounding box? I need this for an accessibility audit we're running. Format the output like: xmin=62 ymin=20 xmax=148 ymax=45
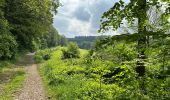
xmin=0 ymin=50 xmax=27 ymax=100
xmin=0 ymin=61 xmax=14 ymax=74
xmin=0 ymin=69 xmax=25 ymax=100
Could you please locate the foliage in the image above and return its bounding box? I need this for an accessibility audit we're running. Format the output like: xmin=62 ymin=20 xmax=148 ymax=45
xmin=93 ymin=40 xmax=137 ymax=63
xmin=99 ymin=0 xmax=170 ymax=33
xmin=99 ymin=0 xmax=170 ymax=77
xmin=3 ymin=0 xmax=60 ymax=51
xmin=0 ymin=0 xmax=170 ymax=99
xmin=45 ymin=26 xmax=68 ymax=48
xmin=68 ymin=36 xmax=97 ymax=49
xmin=45 ymin=26 xmax=60 ymax=48
xmin=30 ymin=39 xmax=40 ymax=52
xmin=0 ymin=34 xmax=17 ymax=60
xmin=39 ymin=46 xmax=170 ymax=99
xmin=58 ymin=35 xmax=68 ymax=46
xmin=0 ymin=0 xmax=18 ymax=60
xmin=0 ymin=0 xmax=61 ymax=60
xmin=62 ymin=42 xmax=80 ymax=59
xmin=34 ymin=49 xmax=52 ymax=63
xmin=0 ymin=0 xmax=9 ymax=34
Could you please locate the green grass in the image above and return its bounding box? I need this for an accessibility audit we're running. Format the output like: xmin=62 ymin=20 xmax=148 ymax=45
xmin=0 ymin=61 xmax=14 ymax=74
xmin=0 ymin=70 xmax=25 ymax=100
xmin=0 ymin=51 xmax=27 ymax=100
xmin=79 ymin=49 xmax=89 ymax=57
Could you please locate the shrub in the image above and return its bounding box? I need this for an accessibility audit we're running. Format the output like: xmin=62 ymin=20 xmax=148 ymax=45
xmin=40 ymin=48 xmax=170 ymax=100
xmin=34 ymin=49 xmax=51 ymax=63
xmin=92 ymin=42 xmax=137 ymax=64
xmin=34 ymin=54 xmax=43 ymax=63
xmin=30 ymin=40 xmax=39 ymax=52
xmin=62 ymin=42 xmax=80 ymax=59
xmin=0 ymin=34 xmax=18 ymax=60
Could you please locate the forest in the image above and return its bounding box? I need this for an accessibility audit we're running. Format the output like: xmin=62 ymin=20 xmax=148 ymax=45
xmin=67 ymin=36 xmax=97 ymax=49
xmin=0 ymin=0 xmax=170 ymax=100
xmin=0 ymin=0 xmax=66 ymax=59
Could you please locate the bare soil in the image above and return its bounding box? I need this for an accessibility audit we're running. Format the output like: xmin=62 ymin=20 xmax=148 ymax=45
xmin=15 ymin=53 xmax=46 ymax=100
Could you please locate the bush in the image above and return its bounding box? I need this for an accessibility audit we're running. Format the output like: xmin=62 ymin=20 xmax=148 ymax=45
xmin=34 ymin=49 xmax=51 ymax=63
xmin=0 ymin=34 xmax=18 ymax=60
xmin=40 ymin=48 xmax=170 ymax=100
xmin=92 ymin=41 xmax=137 ymax=64
xmin=62 ymin=42 xmax=80 ymax=59
xmin=30 ymin=40 xmax=39 ymax=52
xmin=34 ymin=54 xmax=43 ymax=63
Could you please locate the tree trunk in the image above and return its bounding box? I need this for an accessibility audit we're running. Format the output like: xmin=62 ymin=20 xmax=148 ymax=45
xmin=136 ymin=0 xmax=147 ymax=77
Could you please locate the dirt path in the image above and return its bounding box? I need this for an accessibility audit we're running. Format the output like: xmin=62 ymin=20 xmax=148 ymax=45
xmin=15 ymin=53 xmax=46 ymax=100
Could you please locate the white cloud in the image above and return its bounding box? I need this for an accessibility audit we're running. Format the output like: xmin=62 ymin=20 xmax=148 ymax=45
xmin=53 ymin=0 xmax=126 ymax=38
xmin=68 ymin=18 xmax=91 ymax=35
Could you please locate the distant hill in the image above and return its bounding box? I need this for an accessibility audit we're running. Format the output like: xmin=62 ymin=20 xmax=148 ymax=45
xmin=67 ymin=36 xmax=98 ymax=49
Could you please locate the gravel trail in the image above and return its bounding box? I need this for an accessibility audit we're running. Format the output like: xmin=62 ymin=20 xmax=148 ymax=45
xmin=15 ymin=53 xmax=46 ymax=100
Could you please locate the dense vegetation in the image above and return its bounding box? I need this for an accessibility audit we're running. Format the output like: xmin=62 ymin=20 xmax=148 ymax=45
xmin=37 ymin=0 xmax=170 ymax=99
xmin=39 ymin=42 xmax=169 ymax=99
xmin=0 ymin=0 xmax=63 ymax=99
xmin=0 ymin=0 xmax=170 ymax=99
xmin=62 ymin=42 xmax=80 ymax=59
xmin=0 ymin=0 xmax=66 ymax=59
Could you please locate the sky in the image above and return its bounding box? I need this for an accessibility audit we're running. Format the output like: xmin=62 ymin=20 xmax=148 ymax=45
xmin=53 ymin=0 xmax=121 ymax=38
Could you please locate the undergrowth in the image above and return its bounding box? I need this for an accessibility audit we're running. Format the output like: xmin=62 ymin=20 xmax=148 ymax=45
xmin=39 ymin=47 xmax=170 ymax=100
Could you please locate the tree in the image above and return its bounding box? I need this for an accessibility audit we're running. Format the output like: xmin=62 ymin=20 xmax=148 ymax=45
xmin=0 ymin=0 xmax=18 ymax=60
xmin=0 ymin=34 xmax=17 ymax=60
xmin=0 ymin=0 xmax=9 ymax=35
xmin=4 ymin=0 xmax=60 ymax=50
xmin=44 ymin=26 xmax=67 ymax=48
xmin=59 ymin=35 xmax=67 ymax=46
xmin=99 ymin=0 xmax=170 ymax=77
